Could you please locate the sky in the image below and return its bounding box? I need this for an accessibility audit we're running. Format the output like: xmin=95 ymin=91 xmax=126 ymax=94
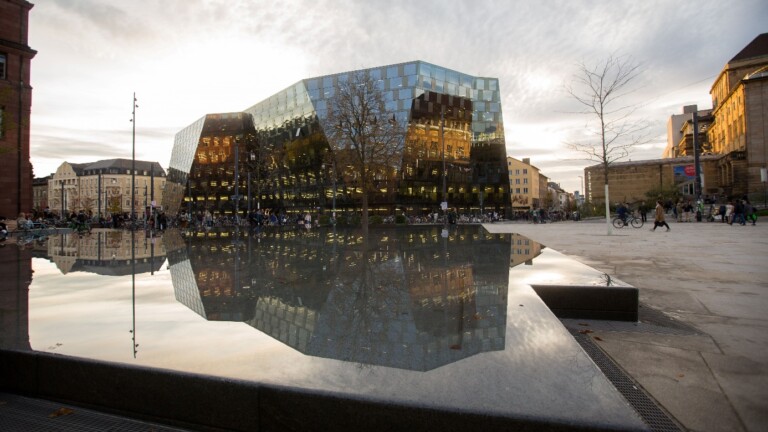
xmin=27 ymin=0 xmax=768 ymax=194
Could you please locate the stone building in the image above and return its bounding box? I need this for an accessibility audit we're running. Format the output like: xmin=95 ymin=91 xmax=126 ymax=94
xmin=32 ymin=175 xmax=49 ymax=212
xmin=708 ymin=33 xmax=768 ymax=201
xmin=47 ymin=159 xmax=166 ymax=218
xmin=506 ymin=157 xmax=542 ymax=213
xmin=0 ymin=0 xmax=36 ymax=218
xmin=585 ymin=155 xmax=723 ymax=205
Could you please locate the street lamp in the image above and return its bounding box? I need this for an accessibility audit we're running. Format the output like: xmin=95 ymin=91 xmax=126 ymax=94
xmin=440 ymin=105 xmax=448 ymax=220
xmin=130 ymin=93 xmax=138 ymax=222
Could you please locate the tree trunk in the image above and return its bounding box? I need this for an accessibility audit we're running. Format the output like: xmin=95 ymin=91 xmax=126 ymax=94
xmin=604 ymin=183 xmax=612 ymax=236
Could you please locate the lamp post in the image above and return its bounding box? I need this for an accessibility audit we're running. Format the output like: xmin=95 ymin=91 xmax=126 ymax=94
xmin=440 ymin=105 xmax=448 ymax=220
xmin=130 ymin=93 xmax=138 ymax=222
xmin=60 ymin=179 xmax=65 ymax=219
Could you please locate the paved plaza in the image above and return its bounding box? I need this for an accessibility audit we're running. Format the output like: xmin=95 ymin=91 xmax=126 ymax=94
xmin=486 ymin=217 xmax=768 ymax=432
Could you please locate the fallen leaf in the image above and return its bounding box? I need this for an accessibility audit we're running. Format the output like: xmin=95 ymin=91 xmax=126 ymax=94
xmin=449 ymin=344 xmax=461 ymax=350
xmin=578 ymin=323 xmax=590 ymax=326
xmin=472 ymin=313 xmax=482 ymax=320
xmin=578 ymin=329 xmax=594 ymax=334
xmin=677 ymin=373 xmax=685 ymax=378
xmin=49 ymin=407 xmax=74 ymax=418
xmin=593 ymin=336 xmax=603 ymax=341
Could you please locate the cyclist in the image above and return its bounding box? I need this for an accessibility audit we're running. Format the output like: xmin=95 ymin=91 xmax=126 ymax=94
xmin=616 ymin=203 xmax=628 ymax=225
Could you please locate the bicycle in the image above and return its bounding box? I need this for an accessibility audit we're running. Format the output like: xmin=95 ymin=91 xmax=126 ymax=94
xmin=612 ymin=214 xmax=644 ymax=229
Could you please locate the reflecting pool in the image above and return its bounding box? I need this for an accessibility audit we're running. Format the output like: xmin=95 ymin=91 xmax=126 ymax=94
xmin=0 ymin=226 xmax=644 ymax=429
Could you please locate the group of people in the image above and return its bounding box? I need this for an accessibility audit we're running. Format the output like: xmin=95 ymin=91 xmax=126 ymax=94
xmin=712 ymin=199 xmax=758 ymax=225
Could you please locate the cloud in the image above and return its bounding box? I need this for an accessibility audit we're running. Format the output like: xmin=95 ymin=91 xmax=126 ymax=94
xmin=27 ymin=0 xmax=768 ymax=195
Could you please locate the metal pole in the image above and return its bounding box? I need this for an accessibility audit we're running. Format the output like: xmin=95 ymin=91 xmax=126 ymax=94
xmin=234 ymin=144 xmax=240 ymax=225
xmin=131 ymin=93 xmax=137 ymax=222
xmin=60 ymin=180 xmax=64 ymax=218
xmin=692 ymin=109 xmax=702 ymax=202
xmin=98 ymin=174 xmax=102 ymax=220
xmin=440 ymin=105 xmax=447 ymax=219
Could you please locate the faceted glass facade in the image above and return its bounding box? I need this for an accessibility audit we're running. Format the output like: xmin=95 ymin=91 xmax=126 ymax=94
xmin=163 ymin=61 xmax=510 ymax=217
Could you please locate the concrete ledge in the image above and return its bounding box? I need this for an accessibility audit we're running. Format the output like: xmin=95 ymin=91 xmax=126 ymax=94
xmin=531 ymin=285 xmax=639 ymax=322
xmin=0 ymin=349 xmax=642 ymax=431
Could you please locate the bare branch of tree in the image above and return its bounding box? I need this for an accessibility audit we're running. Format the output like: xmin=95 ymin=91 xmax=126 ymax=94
xmin=324 ymin=71 xmax=405 ymax=233
xmin=564 ymin=54 xmax=651 ymax=234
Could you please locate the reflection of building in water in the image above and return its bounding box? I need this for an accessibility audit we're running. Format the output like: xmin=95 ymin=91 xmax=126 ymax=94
xmin=41 ymin=232 xmax=167 ymax=276
xmin=508 ymin=233 xmax=543 ymax=268
xmin=166 ymin=226 xmax=510 ymax=371
xmin=0 ymin=246 xmax=33 ymax=350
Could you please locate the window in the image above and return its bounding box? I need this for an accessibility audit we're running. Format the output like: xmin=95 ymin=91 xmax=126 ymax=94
xmin=523 ymin=169 xmax=528 ymax=174
xmin=0 ymin=53 xmax=6 ymax=79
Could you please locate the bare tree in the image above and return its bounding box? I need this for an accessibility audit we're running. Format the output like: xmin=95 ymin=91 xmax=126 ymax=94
xmin=324 ymin=71 xmax=405 ymax=233
xmin=566 ymin=54 xmax=650 ymax=234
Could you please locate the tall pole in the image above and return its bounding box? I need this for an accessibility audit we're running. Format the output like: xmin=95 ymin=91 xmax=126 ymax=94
xmin=97 ymin=174 xmax=102 ymax=220
xmin=131 ymin=92 xmax=137 ymax=222
xmin=440 ymin=105 xmax=447 ymax=219
xmin=692 ymin=109 xmax=702 ymax=202
xmin=60 ymin=180 xmax=64 ymax=218
xmin=234 ymin=144 xmax=240 ymax=224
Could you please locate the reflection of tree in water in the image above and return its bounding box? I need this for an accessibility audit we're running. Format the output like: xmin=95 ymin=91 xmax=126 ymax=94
xmin=168 ymin=226 xmax=511 ymax=371
xmin=313 ymin=244 xmax=410 ymax=370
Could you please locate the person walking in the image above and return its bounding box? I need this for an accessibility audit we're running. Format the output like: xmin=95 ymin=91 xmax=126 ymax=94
xmin=651 ymin=200 xmax=670 ymax=232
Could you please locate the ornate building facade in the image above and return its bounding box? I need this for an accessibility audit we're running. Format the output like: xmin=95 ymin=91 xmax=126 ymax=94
xmin=47 ymin=159 xmax=166 ymax=218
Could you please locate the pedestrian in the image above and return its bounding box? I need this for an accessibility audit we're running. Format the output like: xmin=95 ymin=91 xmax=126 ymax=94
xmin=725 ymin=201 xmax=734 ymax=225
xmin=651 ymin=200 xmax=670 ymax=232
xmin=718 ymin=203 xmax=727 ymax=223
xmin=744 ymin=199 xmax=757 ymax=226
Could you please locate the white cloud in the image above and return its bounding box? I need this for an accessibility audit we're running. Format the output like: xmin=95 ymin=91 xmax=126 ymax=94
xmin=28 ymin=0 xmax=768 ymax=193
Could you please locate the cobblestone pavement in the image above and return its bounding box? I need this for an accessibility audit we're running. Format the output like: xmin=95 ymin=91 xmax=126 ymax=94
xmin=485 ymin=218 xmax=768 ymax=432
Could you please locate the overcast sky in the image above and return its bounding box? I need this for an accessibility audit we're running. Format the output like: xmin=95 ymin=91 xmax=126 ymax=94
xmin=27 ymin=0 xmax=768 ymax=193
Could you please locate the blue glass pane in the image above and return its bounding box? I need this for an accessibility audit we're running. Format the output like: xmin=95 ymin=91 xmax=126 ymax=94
xmin=489 ymin=79 xmax=498 ymax=91
xmin=307 ymin=79 xmax=319 ymax=90
xmin=338 ymin=74 xmax=348 ymax=83
xmin=475 ymin=79 xmax=485 ymax=90
xmin=422 ymin=76 xmax=431 ymax=89
xmin=374 ymin=80 xmax=385 ymax=91
xmin=446 ymin=70 xmax=459 ymax=84
xmin=398 ymin=88 xmax=413 ymax=100
xmin=461 ymin=74 xmax=472 ymax=87
xmin=407 ymin=75 xmax=417 ymax=86
xmin=434 ymin=67 xmax=445 ymax=81
xmin=323 ymin=77 xmax=333 ymax=88
xmin=389 ymin=77 xmax=403 ymax=88
xmin=490 ymin=102 xmax=500 ymax=113
xmin=387 ymin=66 xmax=398 ymax=78
xmin=475 ymin=102 xmax=486 ymax=111
xmin=435 ymin=80 xmax=444 ymax=92
xmin=419 ymin=63 xmax=431 ymax=77
xmin=404 ymin=63 xmax=416 ymax=75
xmin=371 ymin=68 xmax=382 ymax=80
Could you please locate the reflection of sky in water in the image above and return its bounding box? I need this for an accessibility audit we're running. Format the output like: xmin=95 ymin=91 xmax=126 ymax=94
xmin=16 ymin=228 xmax=643 ymax=428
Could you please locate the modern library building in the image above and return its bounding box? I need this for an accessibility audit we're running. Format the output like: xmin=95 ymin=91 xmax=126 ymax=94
xmin=163 ymin=61 xmax=511 ymax=219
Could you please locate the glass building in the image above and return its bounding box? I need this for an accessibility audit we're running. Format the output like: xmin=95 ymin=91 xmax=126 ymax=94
xmin=163 ymin=61 xmax=510 ymax=218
